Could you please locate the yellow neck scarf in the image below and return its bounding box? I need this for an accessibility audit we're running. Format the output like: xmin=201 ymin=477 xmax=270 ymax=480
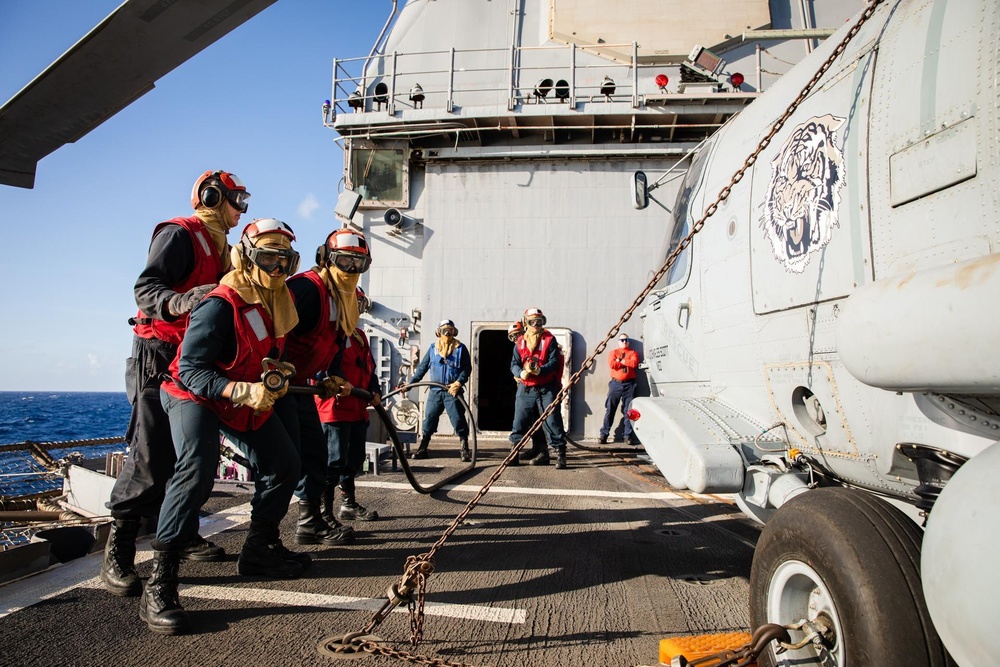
xmin=220 ymin=233 xmax=299 ymax=337
xmin=193 ymin=207 xmax=233 ymax=271
xmin=435 ymin=336 xmax=459 ymax=358
xmin=314 ymin=265 xmax=360 ymax=336
xmin=524 ymin=328 xmax=542 ymax=352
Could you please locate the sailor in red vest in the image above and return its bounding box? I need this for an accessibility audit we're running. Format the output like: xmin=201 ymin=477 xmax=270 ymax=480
xmin=280 ymin=229 xmax=378 ymax=541
xmin=144 ymin=219 xmax=304 ymax=635
xmin=102 ymin=170 xmax=248 ymax=599
xmin=510 ymin=307 xmax=568 ymax=469
xmin=599 ymin=333 xmax=641 ymax=445
xmin=314 ymin=286 xmax=383 ymax=522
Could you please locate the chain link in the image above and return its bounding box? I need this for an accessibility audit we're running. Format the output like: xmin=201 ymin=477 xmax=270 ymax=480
xmin=340 ymin=1 xmax=887 ymax=663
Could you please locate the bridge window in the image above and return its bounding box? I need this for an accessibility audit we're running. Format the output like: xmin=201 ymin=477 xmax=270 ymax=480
xmin=349 ymin=144 xmax=409 ymax=208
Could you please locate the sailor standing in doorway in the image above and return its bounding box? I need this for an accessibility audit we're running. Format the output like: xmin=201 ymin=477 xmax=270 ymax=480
xmin=510 ymin=307 xmax=568 ymax=469
xmin=409 ymin=319 xmax=473 ymax=462
xmin=102 ymin=170 xmax=247 ymax=598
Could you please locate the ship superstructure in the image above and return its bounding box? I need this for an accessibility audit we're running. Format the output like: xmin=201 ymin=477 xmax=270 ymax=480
xmin=327 ymin=0 xmax=865 ymax=439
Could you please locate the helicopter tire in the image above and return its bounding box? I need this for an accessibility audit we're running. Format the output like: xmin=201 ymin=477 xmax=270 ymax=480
xmin=749 ymin=487 xmax=953 ymax=667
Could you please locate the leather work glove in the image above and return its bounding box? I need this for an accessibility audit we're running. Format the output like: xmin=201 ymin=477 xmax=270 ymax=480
xmin=524 ymin=359 xmax=540 ymax=376
xmin=447 ymin=381 xmax=462 ymax=396
xmin=370 ymin=392 xmax=381 ymax=407
xmin=230 ymin=381 xmax=283 ymax=413
xmin=318 ymin=375 xmax=352 ymax=400
xmin=168 ymin=284 xmax=217 ymax=316
xmin=519 ymin=369 xmax=531 ymax=381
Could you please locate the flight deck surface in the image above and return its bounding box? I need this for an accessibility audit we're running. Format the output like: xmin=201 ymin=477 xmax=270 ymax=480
xmin=0 ymin=442 xmax=758 ymax=667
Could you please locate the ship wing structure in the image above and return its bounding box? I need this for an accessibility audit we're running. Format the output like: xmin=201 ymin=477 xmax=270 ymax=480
xmin=0 ymin=0 xmax=278 ymax=189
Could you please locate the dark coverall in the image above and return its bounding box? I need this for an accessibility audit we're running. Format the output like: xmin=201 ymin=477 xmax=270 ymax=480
xmin=157 ymin=297 xmax=299 ymax=548
xmin=111 ymin=225 xmax=218 ymax=522
xmin=509 ymin=342 xmax=566 ymax=451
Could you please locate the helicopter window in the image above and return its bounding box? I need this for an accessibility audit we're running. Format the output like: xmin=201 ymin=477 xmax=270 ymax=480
xmin=350 ymin=143 xmax=409 ymax=208
xmin=657 ymin=143 xmax=712 ymax=291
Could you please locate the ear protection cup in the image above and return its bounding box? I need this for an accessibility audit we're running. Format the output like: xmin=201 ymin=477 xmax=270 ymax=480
xmin=200 ymin=183 xmax=223 ymax=208
xmin=315 ymin=243 xmax=330 ymax=267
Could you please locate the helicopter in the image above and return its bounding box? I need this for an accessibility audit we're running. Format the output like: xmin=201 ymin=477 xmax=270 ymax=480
xmin=629 ymin=0 xmax=999 ymax=664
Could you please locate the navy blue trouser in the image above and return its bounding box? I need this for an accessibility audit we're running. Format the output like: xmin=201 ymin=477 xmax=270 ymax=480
xmin=322 ymin=420 xmax=368 ymax=494
xmin=273 ymin=393 xmax=328 ymax=502
xmin=158 ymin=389 xmax=299 ymax=548
xmin=600 ymin=379 xmax=636 ymax=440
xmin=421 ymin=389 xmax=469 ymax=439
xmin=108 ymin=336 xmax=177 ymax=519
xmin=510 ymin=382 xmax=565 ymax=449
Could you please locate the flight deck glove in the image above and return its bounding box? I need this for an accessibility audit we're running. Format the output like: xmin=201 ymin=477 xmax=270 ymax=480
xmin=168 ymin=284 xmax=217 ymax=316
xmin=230 ymin=381 xmax=285 ymax=413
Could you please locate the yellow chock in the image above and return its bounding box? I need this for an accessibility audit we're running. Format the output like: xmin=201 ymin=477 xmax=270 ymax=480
xmin=659 ymin=631 xmax=752 ymax=665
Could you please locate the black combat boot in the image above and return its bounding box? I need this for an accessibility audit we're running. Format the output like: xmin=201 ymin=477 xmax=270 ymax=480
xmin=180 ymin=534 xmax=226 ymax=562
xmin=238 ymin=521 xmax=305 ymax=578
xmin=338 ymin=485 xmax=379 ymax=521
xmin=460 ymin=438 xmax=472 ymax=463
xmin=139 ymin=547 xmax=189 ymax=635
xmin=296 ymin=499 xmax=355 ymax=545
xmin=410 ymin=433 xmax=431 ymax=459
xmin=555 ymin=446 xmax=567 ymax=470
xmin=321 ymin=483 xmax=357 ymax=536
xmin=101 ymin=517 xmax=142 ymax=597
xmin=528 ymin=446 xmax=551 ymax=466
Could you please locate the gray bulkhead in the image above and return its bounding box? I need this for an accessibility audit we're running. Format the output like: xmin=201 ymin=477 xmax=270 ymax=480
xmin=329 ymin=0 xmax=865 ymax=439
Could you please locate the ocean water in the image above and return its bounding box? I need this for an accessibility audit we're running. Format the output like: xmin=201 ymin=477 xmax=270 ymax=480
xmin=0 ymin=391 xmax=130 ymax=445
xmin=0 ymin=392 xmax=130 ymax=498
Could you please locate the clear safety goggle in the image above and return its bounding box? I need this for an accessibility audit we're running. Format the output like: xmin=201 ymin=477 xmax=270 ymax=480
xmin=526 ymin=318 xmax=545 ymax=327
xmin=438 ymin=326 xmax=457 ymax=337
xmin=333 ymin=252 xmax=371 ymax=274
xmin=227 ymin=190 xmax=251 ymax=213
xmin=247 ymin=246 xmax=299 ymax=275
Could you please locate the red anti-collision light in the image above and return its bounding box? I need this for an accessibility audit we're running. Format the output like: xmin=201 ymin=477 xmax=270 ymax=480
xmin=730 ymin=72 xmax=745 ymax=88
xmin=627 ymin=408 xmax=640 ymax=421
xmin=654 ymin=73 xmax=669 ymax=88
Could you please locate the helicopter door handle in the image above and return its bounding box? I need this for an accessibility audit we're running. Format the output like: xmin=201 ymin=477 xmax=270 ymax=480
xmin=677 ymin=302 xmax=691 ymax=329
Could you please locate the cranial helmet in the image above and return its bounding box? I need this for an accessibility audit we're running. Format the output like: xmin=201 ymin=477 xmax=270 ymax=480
xmin=435 ymin=319 xmax=457 ymax=337
xmin=356 ymin=286 xmax=372 ymax=314
xmin=507 ymin=321 xmax=524 ymax=342
xmin=523 ymin=307 xmax=546 ymax=327
xmin=316 ymin=228 xmax=372 ymax=274
xmin=191 ymin=170 xmax=250 ymax=213
xmin=238 ymin=218 xmax=299 ymax=275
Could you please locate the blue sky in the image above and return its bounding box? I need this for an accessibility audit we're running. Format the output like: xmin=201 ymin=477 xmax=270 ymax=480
xmin=0 ymin=1 xmax=390 ymax=391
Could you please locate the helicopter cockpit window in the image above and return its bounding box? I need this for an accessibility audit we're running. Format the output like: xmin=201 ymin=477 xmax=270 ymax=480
xmin=349 ymin=143 xmax=409 ymax=208
xmin=656 ymin=143 xmax=711 ymax=291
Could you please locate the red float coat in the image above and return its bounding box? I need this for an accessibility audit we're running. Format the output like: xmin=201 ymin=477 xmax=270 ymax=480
xmin=162 ymin=285 xmax=285 ymax=430
xmin=285 ymin=271 xmax=342 ymax=383
xmin=609 ymin=347 xmax=640 ymax=382
xmin=315 ymin=329 xmax=376 ymax=423
xmin=516 ymin=331 xmax=563 ymax=387
xmin=132 ymin=216 xmax=225 ymax=345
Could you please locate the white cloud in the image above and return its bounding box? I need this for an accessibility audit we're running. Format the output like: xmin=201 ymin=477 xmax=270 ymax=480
xmin=297 ymin=193 xmax=320 ymax=219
